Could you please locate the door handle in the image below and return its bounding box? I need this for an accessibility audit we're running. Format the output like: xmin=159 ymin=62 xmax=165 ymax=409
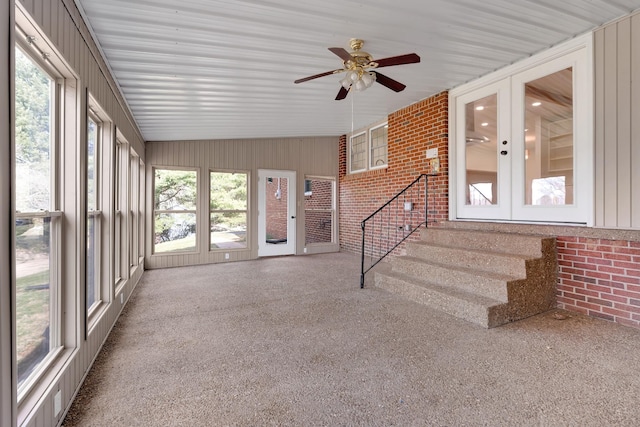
xmin=291 ymin=216 xmax=296 ymax=219
xmin=500 ymin=150 xmax=508 ymax=156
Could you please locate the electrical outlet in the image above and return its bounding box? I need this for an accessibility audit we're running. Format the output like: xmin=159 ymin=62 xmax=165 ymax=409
xmin=303 ymin=247 xmax=307 ymax=253
xmin=225 ymin=253 xmax=230 ymax=260
xmin=54 ymin=390 xmax=62 ymax=417
xmin=120 ymin=293 xmax=124 ymax=304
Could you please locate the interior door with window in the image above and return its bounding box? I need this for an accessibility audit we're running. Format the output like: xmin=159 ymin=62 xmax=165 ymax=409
xmin=258 ymin=170 xmax=296 ymax=256
xmin=456 ymin=80 xmax=511 ymax=220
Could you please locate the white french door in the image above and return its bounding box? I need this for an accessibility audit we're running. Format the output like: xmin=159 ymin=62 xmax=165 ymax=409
xmin=258 ymin=169 xmax=296 ymax=256
xmin=455 ymin=80 xmax=511 ymax=220
xmin=454 ymin=39 xmax=592 ymax=224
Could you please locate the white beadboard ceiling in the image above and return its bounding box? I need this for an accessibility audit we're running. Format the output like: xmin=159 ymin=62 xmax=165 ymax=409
xmin=74 ymin=0 xmax=640 ymax=142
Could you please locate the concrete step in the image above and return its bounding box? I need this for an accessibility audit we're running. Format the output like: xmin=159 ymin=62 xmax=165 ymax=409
xmin=372 ymin=226 xmax=557 ymax=328
xmin=374 ymin=271 xmax=506 ymax=328
xmin=420 ymin=227 xmax=545 ymax=258
xmin=392 ymin=256 xmax=511 ymax=302
xmin=406 ymin=241 xmax=529 ymax=278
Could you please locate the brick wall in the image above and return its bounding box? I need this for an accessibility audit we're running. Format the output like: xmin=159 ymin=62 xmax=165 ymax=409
xmin=339 ymin=91 xmax=449 ymax=255
xmin=557 ymin=236 xmax=640 ymax=328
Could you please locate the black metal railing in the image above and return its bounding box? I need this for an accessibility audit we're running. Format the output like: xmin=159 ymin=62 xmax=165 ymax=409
xmin=360 ymin=174 xmax=433 ymax=288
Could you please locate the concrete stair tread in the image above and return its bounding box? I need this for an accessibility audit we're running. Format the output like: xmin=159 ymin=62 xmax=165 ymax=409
xmin=420 ymin=227 xmax=546 ymax=258
xmin=378 ymin=270 xmax=505 ymax=307
xmin=410 ymin=239 xmax=533 ymax=260
xmin=397 ymin=255 xmax=521 ymax=282
xmin=375 ymin=270 xmax=506 ymax=327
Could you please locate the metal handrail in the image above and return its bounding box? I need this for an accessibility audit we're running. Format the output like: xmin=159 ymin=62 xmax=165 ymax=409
xmin=360 ymin=174 xmax=432 ymax=288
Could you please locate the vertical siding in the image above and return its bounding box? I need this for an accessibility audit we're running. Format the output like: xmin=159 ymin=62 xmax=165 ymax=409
xmin=632 ymin=14 xmax=640 ymax=227
xmin=145 ymin=137 xmax=340 ymax=269
xmin=595 ymin=12 xmax=640 ymax=229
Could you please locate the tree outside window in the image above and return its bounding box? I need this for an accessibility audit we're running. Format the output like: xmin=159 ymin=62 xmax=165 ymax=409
xmin=153 ymin=169 xmax=197 ymax=253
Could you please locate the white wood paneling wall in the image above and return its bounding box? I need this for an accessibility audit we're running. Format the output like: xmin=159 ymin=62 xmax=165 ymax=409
xmin=595 ymin=12 xmax=640 ymax=229
xmin=145 ymin=137 xmax=340 ymax=269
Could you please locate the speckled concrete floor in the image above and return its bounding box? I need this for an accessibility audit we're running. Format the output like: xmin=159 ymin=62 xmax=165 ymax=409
xmin=63 ymin=252 xmax=640 ymax=426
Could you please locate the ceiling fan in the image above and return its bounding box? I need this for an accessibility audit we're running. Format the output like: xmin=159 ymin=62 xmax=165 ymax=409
xmin=294 ymin=39 xmax=420 ymax=100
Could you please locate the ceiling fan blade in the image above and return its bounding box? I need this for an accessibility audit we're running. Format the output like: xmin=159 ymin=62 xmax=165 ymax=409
xmin=373 ymin=72 xmax=406 ymax=92
xmin=374 ymin=53 xmax=420 ymax=68
xmin=335 ymin=86 xmax=350 ymax=100
xmin=294 ymin=69 xmax=342 ymax=84
xmin=329 ymin=47 xmax=352 ymax=62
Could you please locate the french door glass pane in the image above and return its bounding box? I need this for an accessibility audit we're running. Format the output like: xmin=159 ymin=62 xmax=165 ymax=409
xmin=524 ymin=67 xmax=574 ymax=205
xmin=465 ymin=94 xmax=498 ymax=205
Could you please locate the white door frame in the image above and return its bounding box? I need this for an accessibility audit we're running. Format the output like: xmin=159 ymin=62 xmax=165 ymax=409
xmin=258 ymin=169 xmax=296 ymax=256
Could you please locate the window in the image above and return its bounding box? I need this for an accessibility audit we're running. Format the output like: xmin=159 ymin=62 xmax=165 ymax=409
xmin=138 ymin=159 xmax=145 ymax=263
xmin=304 ymin=178 xmax=336 ymax=245
xmin=129 ymin=150 xmax=139 ymax=267
xmin=369 ymin=124 xmax=388 ymax=169
xmin=14 ymin=43 xmax=62 ymax=391
xmin=210 ymin=171 xmax=248 ymax=250
xmin=349 ymin=132 xmax=367 ymax=173
xmin=86 ymin=108 xmax=101 ymax=315
xmin=113 ymin=137 xmax=126 ymax=285
xmin=114 ymin=138 xmax=126 ymax=285
xmin=348 ymin=122 xmax=388 ymax=173
xmin=153 ymin=168 xmax=197 ymax=253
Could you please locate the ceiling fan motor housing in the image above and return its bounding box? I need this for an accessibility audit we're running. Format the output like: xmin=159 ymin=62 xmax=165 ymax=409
xmin=347 ymin=39 xmax=375 ymax=69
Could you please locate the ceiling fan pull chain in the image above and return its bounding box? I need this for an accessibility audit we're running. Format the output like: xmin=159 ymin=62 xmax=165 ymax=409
xmin=351 ymin=89 xmax=354 ymax=136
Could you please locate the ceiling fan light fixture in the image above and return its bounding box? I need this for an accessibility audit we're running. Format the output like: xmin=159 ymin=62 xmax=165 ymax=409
xmin=353 ymin=78 xmax=367 ymax=91
xmin=361 ymin=71 xmax=376 ymax=88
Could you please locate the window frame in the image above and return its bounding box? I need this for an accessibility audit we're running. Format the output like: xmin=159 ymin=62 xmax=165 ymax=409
xmin=348 ymin=131 xmax=367 ymax=174
xmin=152 ymin=167 xmax=199 ymax=255
xmin=129 ymin=149 xmax=139 ymax=269
xmin=86 ymin=105 xmax=102 ymax=319
xmin=209 ymin=169 xmax=249 ymax=252
xmin=369 ymin=123 xmax=388 ymax=170
xmin=138 ymin=158 xmax=146 ymax=265
xmin=303 ymin=176 xmax=336 ymax=246
xmin=348 ymin=121 xmax=388 ymax=174
xmin=14 ymin=20 xmax=71 ymax=403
